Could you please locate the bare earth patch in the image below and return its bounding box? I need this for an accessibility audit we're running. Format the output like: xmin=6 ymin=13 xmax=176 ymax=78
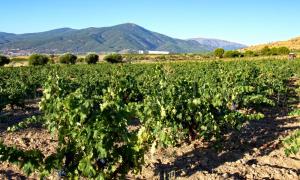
xmin=0 ymin=91 xmax=299 ymax=179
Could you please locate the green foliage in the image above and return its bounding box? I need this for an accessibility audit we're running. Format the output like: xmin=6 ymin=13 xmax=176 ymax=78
xmin=277 ymin=47 xmax=290 ymax=55
xmin=0 ymin=142 xmax=45 ymax=175
xmin=38 ymin=75 xmax=146 ymax=178
xmin=284 ymin=130 xmax=300 ymax=156
xmin=270 ymin=46 xmax=290 ymax=55
xmin=85 ymin=54 xmax=99 ymax=64
xmin=0 ymin=59 xmax=299 ymax=178
xmin=0 ymin=55 xmax=10 ymax=66
xmin=0 ymin=66 xmax=49 ymax=112
xmin=214 ymin=48 xmax=225 ymax=58
xmin=7 ymin=116 xmax=44 ymax=132
xmin=260 ymin=46 xmax=271 ymax=56
xmin=260 ymin=46 xmax=290 ymax=56
xmin=28 ymin=54 xmax=49 ymax=66
xmin=224 ymin=50 xmax=242 ymax=58
xmin=244 ymin=50 xmax=257 ymax=57
xmin=59 ymin=53 xmax=77 ymax=64
xmin=104 ymin=54 xmax=123 ymax=63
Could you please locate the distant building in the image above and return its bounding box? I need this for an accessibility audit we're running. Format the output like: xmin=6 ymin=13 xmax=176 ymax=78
xmin=138 ymin=50 xmax=170 ymax=54
xmin=148 ymin=51 xmax=170 ymax=54
xmin=137 ymin=50 xmax=143 ymax=54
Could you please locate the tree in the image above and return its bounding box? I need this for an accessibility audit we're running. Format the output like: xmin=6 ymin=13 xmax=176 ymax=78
xmin=59 ymin=53 xmax=77 ymax=64
xmin=277 ymin=47 xmax=290 ymax=55
xmin=103 ymin=54 xmax=123 ymax=63
xmin=85 ymin=54 xmax=99 ymax=64
xmin=260 ymin=46 xmax=271 ymax=56
xmin=270 ymin=47 xmax=279 ymax=55
xmin=28 ymin=54 xmax=49 ymax=66
xmin=224 ymin=50 xmax=241 ymax=58
xmin=244 ymin=50 xmax=256 ymax=57
xmin=0 ymin=55 xmax=10 ymax=66
xmin=214 ymin=48 xmax=225 ymax=58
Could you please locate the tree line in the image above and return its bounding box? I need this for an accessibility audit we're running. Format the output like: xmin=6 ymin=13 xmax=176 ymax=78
xmin=214 ymin=46 xmax=291 ymax=58
xmin=0 ymin=53 xmax=124 ymax=66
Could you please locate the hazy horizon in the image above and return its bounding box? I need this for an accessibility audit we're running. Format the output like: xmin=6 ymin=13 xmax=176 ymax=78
xmin=1 ymin=0 xmax=299 ymax=45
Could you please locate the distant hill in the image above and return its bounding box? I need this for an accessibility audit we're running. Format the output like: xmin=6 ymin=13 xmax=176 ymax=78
xmin=0 ymin=23 xmax=246 ymax=54
xmin=190 ymin=38 xmax=247 ymax=50
xmin=0 ymin=24 xmax=210 ymax=54
xmin=245 ymin=37 xmax=300 ymax=51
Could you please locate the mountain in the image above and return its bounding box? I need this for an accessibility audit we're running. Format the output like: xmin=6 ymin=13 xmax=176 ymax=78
xmin=0 ymin=23 xmax=215 ymax=54
xmin=245 ymin=36 xmax=300 ymax=51
xmin=189 ymin=38 xmax=247 ymax=50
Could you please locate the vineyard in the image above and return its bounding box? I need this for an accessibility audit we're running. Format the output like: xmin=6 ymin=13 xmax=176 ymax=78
xmin=0 ymin=59 xmax=299 ymax=179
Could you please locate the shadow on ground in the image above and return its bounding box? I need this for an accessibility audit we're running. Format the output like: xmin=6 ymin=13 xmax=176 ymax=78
xmin=153 ymin=79 xmax=300 ymax=179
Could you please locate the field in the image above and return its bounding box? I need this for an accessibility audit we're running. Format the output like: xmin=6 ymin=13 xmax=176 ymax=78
xmin=0 ymin=59 xmax=299 ymax=179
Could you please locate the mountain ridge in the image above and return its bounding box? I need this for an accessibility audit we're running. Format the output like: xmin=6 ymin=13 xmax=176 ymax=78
xmin=190 ymin=38 xmax=247 ymax=50
xmin=0 ymin=23 xmax=246 ymax=54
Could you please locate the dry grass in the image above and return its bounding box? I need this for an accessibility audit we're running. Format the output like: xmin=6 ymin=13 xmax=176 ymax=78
xmin=245 ymin=37 xmax=300 ymax=51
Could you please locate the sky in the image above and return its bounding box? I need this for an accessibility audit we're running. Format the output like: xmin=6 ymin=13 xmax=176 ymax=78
xmin=0 ymin=0 xmax=299 ymax=45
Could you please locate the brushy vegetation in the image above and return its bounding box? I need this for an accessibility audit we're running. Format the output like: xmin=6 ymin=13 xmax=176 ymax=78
xmin=0 ymin=55 xmax=10 ymax=66
xmin=214 ymin=48 xmax=225 ymax=58
xmin=85 ymin=54 xmax=99 ymax=64
xmin=284 ymin=130 xmax=300 ymax=156
xmin=28 ymin=54 xmax=49 ymax=66
xmin=0 ymin=59 xmax=299 ymax=178
xmin=103 ymin=54 xmax=123 ymax=63
xmin=213 ymin=46 xmax=292 ymax=59
xmin=59 ymin=53 xmax=77 ymax=64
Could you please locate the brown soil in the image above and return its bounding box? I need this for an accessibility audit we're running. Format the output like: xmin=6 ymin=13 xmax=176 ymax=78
xmin=0 ymin=88 xmax=299 ymax=180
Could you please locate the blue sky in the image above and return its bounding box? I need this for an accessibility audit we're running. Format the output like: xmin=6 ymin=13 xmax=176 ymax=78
xmin=0 ymin=0 xmax=299 ymax=45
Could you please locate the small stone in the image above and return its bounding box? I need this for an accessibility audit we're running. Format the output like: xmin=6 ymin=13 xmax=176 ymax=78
xmin=180 ymin=171 xmax=186 ymax=176
xmin=246 ymin=174 xmax=254 ymax=179
xmin=222 ymin=173 xmax=229 ymax=178
xmin=289 ymin=170 xmax=297 ymax=176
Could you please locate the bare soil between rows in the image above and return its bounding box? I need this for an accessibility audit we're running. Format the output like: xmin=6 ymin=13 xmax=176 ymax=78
xmin=0 ymin=94 xmax=299 ymax=180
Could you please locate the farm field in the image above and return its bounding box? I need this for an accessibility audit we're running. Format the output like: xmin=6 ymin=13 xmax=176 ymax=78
xmin=0 ymin=59 xmax=299 ymax=179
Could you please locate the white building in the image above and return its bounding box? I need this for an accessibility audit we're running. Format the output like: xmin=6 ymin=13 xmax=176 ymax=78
xmin=138 ymin=50 xmax=170 ymax=55
xmin=148 ymin=51 xmax=170 ymax=54
xmin=138 ymin=50 xmax=145 ymax=54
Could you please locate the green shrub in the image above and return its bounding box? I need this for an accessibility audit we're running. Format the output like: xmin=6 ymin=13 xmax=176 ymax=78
xmin=260 ymin=46 xmax=271 ymax=56
xmin=244 ymin=50 xmax=257 ymax=57
xmin=28 ymin=54 xmax=49 ymax=66
xmin=104 ymin=54 xmax=123 ymax=63
xmin=59 ymin=53 xmax=77 ymax=64
xmin=0 ymin=55 xmax=10 ymax=66
xmin=224 ymin=50 xmax=242 ymax=58
xmin=270 ymin=47 xmax=279 ymax=55
xmin=263 ymin=46 xmax=291 ymax=56
xmin=277 ymin=47 xmax=290 ymax=55
xmin=214 ymin=48 xmax=225 ymax=58
xmin=85 ymin=54 xmax=99 ymax=64
xmin=284 ymin=130 xmax=300 ymax=156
